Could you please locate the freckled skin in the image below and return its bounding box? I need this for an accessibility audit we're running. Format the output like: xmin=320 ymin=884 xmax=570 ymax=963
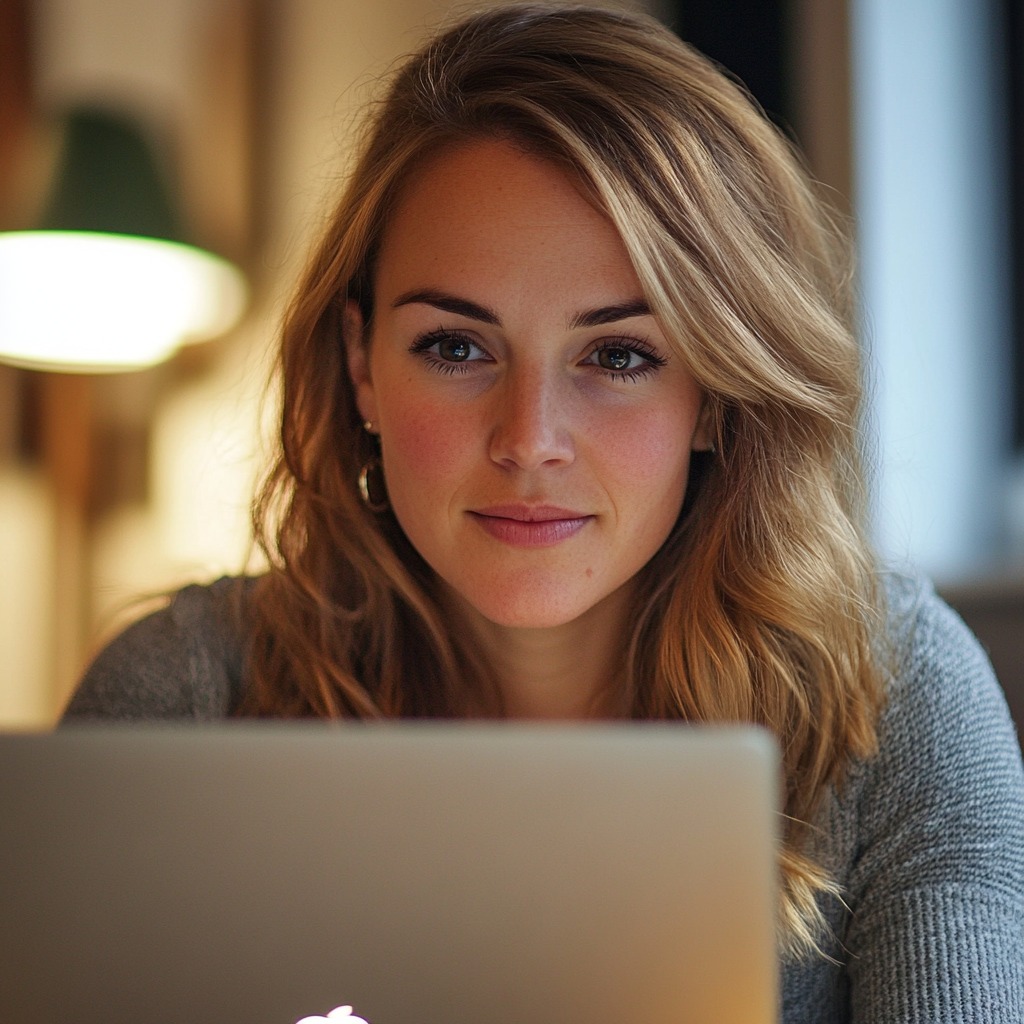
xmin=346 ymin=140 xmax=708 ymax=635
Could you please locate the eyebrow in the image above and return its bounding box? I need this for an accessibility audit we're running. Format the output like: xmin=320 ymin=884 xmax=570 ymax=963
xmin=569 ymin=300 xmax=651 ymax=329
xmin=391 ymin=289 xmax=652 ymax=329
xmin=392 ymin=289 xmax=500 ymax=324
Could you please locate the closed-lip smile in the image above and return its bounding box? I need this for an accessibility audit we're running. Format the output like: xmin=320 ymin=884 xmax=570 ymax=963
xmin=473 ymin=504 xmax=588 ymax=521
xmin=468 ymin=505 xmax=593 ymax=547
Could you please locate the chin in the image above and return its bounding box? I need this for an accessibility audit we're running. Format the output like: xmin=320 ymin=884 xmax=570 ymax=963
xmin=458 ymin=582 xmax=608 ymax=631
xmin=478 ymin=606 xmax=584 ymax=630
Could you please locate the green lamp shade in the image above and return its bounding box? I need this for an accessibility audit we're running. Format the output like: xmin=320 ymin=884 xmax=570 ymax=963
xmin=40 ymin=106 xmax=182 ymax=241
xmin=0 ymin=105 xmax=247 ymax=372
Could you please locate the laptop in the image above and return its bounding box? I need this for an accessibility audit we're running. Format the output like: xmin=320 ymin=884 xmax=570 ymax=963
xmin=0 ymin=723 xmax=779 ymax=1024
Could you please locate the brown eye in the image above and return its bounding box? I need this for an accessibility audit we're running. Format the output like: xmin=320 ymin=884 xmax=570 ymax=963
xmin=438 ymin=335 xmax=472 ymax=361
xmin=582 ymin=339 xmax=667 ymax=381
xmin=597 ymin=346 xmax=633 ymax=371
xmin=409 ymin=329 xmax=489 ymax=375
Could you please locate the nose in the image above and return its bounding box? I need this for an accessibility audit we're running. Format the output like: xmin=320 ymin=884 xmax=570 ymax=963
xmin=488 ymin=365 xmax=575 ymax=471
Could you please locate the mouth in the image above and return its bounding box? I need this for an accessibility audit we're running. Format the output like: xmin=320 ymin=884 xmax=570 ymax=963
xmin=468 ymin=505 xmax=593 ymax=547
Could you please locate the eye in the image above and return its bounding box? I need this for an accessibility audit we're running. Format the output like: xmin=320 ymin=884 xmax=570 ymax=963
xmin=583 ymin=339 xmax=666 ymax=380
xmin=409 ymin=329 xmax=490 ymax=374
xmin=436 ymin=334 xmax=473 ymax=362
xmin=595 ymin=346 xmax=637 ymax=371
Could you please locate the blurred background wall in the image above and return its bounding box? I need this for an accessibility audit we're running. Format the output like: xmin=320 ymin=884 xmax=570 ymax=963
xmin=1 ymin=0 xmax=1021 ymax=729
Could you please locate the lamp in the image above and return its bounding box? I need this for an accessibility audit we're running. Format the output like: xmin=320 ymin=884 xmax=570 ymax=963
xmin=0 ymin=105 xmax=247 ymax=372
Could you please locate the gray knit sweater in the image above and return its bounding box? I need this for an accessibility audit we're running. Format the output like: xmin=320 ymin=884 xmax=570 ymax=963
xmin=64 ymin=572 xmax=1024 ymax=1023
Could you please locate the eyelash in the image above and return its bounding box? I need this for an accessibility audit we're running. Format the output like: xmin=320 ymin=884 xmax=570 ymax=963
xmin=409 ymin=329 xmax=485 ymax=376
xmin=587 ymin=337 xmax=667 ymax=382
xmin=409 ymin=329 xmax=667 ymax=382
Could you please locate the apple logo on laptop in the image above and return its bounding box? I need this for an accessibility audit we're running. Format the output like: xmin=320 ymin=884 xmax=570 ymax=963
xmin=295 ymin=1005 xmax=370 ymax=1024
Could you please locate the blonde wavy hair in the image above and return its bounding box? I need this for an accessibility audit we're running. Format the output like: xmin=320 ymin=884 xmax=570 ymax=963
xmin=242 ymin=3 xmax=887 ymax=958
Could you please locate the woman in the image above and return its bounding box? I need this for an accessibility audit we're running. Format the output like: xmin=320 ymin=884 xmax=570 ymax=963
xmin=65 ymin=4 xmax=1023 ymax=1020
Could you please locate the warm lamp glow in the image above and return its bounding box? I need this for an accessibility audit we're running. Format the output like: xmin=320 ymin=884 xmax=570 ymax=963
xmin=0 ymin=231 xmax=247 ymax=372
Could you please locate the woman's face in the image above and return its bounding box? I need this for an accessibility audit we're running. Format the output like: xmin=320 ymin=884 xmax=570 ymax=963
xmin=347 ymin=139 xmax=709 ymax=630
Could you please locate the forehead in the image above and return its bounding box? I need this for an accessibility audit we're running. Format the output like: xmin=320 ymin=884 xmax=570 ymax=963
xmin=373 ymin=138 xmax=642 ymax=303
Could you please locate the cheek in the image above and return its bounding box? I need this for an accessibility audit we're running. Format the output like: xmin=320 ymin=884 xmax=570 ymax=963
xmin=598 ymin=405 xmax=695 ymax=496
xmin=379 ymin=390 xmax=475 ymax=488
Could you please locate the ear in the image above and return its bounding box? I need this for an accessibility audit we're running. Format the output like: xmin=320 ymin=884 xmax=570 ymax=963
xmin=344 ymin=301 xmax=378 ymax=428
xmin=691 ymin=396 xmax=715 ymax=453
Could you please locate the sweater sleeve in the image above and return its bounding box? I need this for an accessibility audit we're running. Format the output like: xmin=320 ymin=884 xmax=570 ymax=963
xmin=61 ymin=578 xmax=249 ymax=721
xmin=843 ymin=580 xmax=1024 ymax=1023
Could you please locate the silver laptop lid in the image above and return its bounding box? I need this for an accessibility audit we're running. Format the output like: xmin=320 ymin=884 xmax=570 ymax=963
xmin=0 ymin=723 xmax=779 ymax=1024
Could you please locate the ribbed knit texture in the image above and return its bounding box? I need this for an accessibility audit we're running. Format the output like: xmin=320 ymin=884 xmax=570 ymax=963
xmin=64 ymin=571 xmax=1024 ymax=1022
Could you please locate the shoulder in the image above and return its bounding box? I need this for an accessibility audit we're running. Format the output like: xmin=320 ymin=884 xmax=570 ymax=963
xmin=835 ymin=569 xmax=1024 ymax=1015
xmin=875 ymin=568 xmax=1020 ymax=774
xmin=861 ymin=568 xmax=1023 ymax=845
xmin=814 ymin=567 xmax=1022 ymax=888
xmin=61 ymin=576 xmax=256 ymax=722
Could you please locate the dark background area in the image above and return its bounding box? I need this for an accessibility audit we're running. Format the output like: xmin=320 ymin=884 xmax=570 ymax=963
xmin=1004 ymin=0 xmax=1024 ymax=449
xmin=666 ymin=0 xmax=792 ymax=133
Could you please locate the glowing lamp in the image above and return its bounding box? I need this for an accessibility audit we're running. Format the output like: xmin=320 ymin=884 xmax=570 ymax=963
xmin=0 ymin=106 xmax=246 ymax=373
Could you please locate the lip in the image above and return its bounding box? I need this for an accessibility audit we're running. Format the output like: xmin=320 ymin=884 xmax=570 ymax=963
xmin=468 ymin=505 xmax=593 ymax=547
xmin=473 ymin=504 xmax=588 ymax=521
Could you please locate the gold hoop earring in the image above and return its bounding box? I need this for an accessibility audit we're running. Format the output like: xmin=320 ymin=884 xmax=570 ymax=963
xmin=358 ymin=420 xmax=389 ymax=513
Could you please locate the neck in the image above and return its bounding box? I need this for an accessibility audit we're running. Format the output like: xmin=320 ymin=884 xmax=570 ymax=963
xmin=450 ymin=585 xmax=636 ymax=720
